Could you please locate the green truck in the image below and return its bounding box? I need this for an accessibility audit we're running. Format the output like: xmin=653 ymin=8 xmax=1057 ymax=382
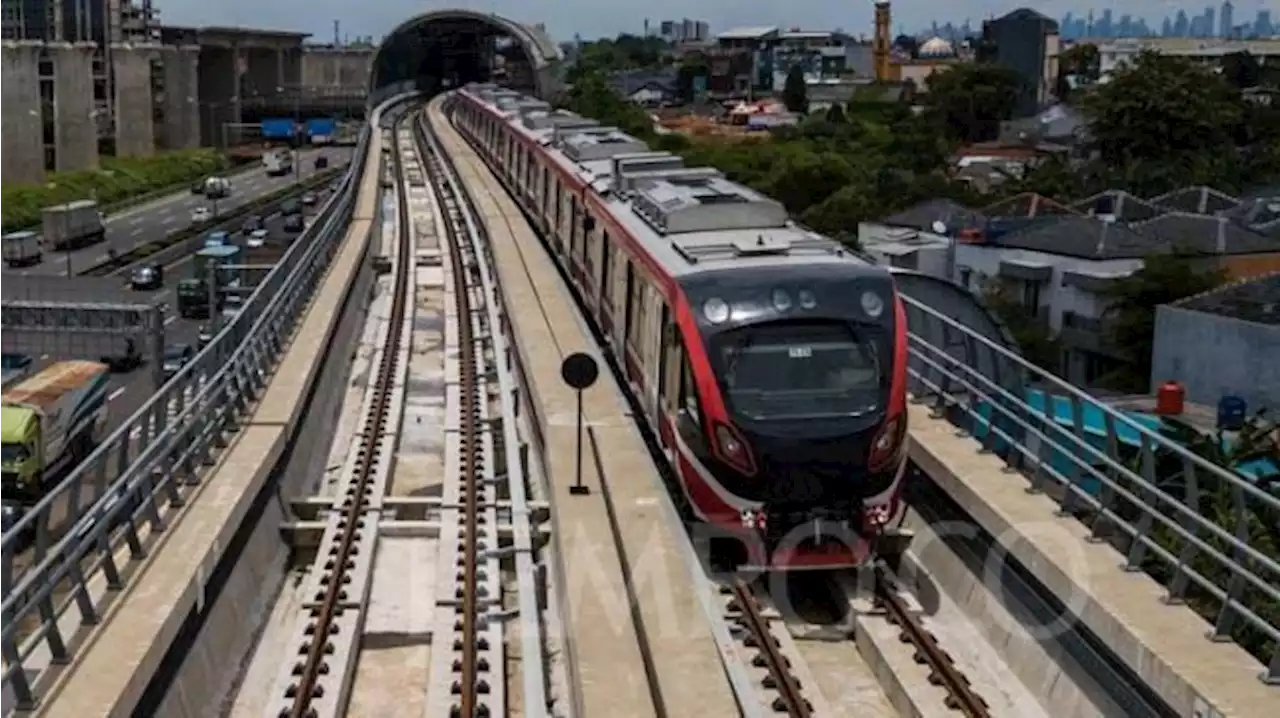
xmin=1 ymin=360 xmax=110 ymax=499
xmin=178 ymin=245 xmax=243 ymax=318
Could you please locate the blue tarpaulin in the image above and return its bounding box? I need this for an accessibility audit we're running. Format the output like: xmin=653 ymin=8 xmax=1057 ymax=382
xmin=306 ymin=118 xmax=336 ymax=140
xmin=261 ymin=118 xmax=295 ymax=140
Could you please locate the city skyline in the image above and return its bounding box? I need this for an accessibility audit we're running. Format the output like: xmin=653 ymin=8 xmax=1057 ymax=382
xmin=157 ymin=1 xmax=1280 ymax=46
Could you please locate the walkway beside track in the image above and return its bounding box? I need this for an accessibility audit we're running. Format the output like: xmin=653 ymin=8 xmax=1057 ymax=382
xmin=32 ymin=114 xmax=389 ymax=718
xmin=430 ymin=98 xmax=739 ymax=717
xmin=907 ymin=405 xmax=1277 ymax=718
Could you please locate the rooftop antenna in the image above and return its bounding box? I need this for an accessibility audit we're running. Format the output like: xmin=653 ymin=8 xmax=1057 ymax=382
xmin=333 ymin=19 xmax=340 ymax=46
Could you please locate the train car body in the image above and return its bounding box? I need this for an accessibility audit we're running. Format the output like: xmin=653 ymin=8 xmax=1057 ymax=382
xmin=448 ymin=85 xmax=912 ymax=571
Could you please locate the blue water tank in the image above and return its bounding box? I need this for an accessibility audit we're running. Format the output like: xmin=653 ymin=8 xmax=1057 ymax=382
xmin=1218 ymin=395 xmax=1247 ymax=431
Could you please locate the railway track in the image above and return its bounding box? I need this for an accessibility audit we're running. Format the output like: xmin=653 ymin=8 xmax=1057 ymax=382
xmin=267 ymin=109 xmax=416 ymax=718
xmin=726 ymin=565 xmax=991 ymax=717
xmin=415 ymin=107 xmax=508 ymax=718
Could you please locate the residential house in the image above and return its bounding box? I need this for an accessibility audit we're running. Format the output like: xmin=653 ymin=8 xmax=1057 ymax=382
xmin=610 ymin=69 xmax=677 ymax=107
xmin=1151 ymin=273 xmax=1280 ymax=414
xmin=862 ymin=187 xmax=1280 ymax=384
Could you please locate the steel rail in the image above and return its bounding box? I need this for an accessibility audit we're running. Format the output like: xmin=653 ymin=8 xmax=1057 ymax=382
xmin=726 ymin=579 xmax=812 ymax=717
xmin=873 ymin=565 xmax=991 ymax=717
xmin=282 ymin=110 xmax=415 ymax=718
xmin=416 ymin=108 xmax=487 ymax=718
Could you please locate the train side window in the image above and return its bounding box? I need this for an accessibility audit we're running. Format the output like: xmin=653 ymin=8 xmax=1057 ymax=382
xmin=542 ymin=167 xmax=551 ymax=214
xmin=624 ymin=262 xmax=637 ymax=350
xmin=679 ymin=347 xmax=703 ymax=426
xmin=569 ymin=196 xmax=580 ymax=253
xmin=554 ymin=177 xmax=563 ymax=230
xmin=656 ymin=304 xmax=670 ymax=401
xmin=600 ymin=231 xmax=613 ymax=307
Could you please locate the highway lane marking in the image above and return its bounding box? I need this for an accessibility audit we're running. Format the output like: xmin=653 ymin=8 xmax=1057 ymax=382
xmin=108 ymin=387 xmax=127 ymax=402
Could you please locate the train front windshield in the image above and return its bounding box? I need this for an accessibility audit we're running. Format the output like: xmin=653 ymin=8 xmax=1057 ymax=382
xmin=716 ymin=321 xmax=883 ymax=422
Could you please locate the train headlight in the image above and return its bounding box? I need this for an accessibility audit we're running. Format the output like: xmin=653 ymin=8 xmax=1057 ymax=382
xmin=771 ymin=289 xmax=793 ymax=313
xmin=703 ymin=297 xmax=731 ymax=324
xmin=798 ymin=290 xmax=817 ymax=310
xmin=860 ymin=291 xmax=885 ymax=319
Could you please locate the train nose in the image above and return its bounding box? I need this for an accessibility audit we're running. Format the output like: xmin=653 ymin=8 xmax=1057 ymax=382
xmin=751 ymin=433 xmax=873 ymax=510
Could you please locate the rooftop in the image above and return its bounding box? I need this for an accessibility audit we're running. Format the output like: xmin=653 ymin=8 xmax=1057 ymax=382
xmin=880 ymin=185 xmax=1280 ymax=260
xmin=1174 ymin=273 xmax=1280 ymax=325
xmin=717 ymin=26 xmax=779 ymax=41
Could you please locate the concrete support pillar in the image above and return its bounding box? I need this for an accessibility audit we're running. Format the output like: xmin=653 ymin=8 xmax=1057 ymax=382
xmin=161 ymin=45 xmax=201 ymax=149
xmin=276 ymin=48 xmax=285 ymax=90
xmin=52 ymin=42 xmax=99 ymax=172
xmin=1 ymin=40 xmax=46 ymax=184
xmin=111 ymin=43 xmax=157 ymax=157
xmin=198 ymin=46 xmax=242 ymax=148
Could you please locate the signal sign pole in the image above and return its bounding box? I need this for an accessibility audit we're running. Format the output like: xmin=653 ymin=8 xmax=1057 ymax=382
xmin=560 ymin=352 xmax=600 ymax=497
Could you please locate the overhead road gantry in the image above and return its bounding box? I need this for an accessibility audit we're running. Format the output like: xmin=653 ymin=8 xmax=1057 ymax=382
xmin=369 ymin=8 xmax=562 ymax=103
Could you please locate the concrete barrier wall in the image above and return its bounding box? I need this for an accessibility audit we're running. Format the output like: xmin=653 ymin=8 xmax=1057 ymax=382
xmin=150 ymin=244 xmax=376 ymax=716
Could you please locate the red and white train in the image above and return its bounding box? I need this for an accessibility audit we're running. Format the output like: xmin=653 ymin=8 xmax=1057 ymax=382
xmin=447 ymin=85 xmax=912 ymax=571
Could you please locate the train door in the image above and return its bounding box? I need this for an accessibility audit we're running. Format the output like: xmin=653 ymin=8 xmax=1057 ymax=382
xmin=652 ymin=302 xmax=671 ymax=426
xmin=659 ymin=312 xmax=683 ymax=457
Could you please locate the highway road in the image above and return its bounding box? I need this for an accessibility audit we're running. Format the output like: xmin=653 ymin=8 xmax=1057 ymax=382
xmin=104 ymin=187 xmax=335 ymax=442
xmin=4 ymin=147 xmax=351 ymax=279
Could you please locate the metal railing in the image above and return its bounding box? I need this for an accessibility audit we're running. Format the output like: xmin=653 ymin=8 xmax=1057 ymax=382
xmin=901 ymin=294 xmax=1280 ymax=683
xmin=0 ymin=97 xmax=410 ymax=710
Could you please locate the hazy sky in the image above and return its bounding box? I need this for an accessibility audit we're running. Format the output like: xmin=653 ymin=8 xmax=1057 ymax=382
xmin=159 ymin=1 xmax=1272 ymax=44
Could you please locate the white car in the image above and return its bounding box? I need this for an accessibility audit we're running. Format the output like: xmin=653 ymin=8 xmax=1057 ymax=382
xmin=190 ymin=206 xmax=212 ymax=224
xmin=247 ymin=228 xmax=269 ymax=248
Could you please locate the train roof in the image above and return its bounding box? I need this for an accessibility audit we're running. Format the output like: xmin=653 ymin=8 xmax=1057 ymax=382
xmin=458 ymin=84 xmax=880 ymax=282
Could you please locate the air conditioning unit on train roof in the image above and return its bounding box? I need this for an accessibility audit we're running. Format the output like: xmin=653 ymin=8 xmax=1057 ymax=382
xmin=525 ymin=110 xmax=590 ymax=131
xmin=615 ymin=165 xmax=715 ymax=195
xmin=610 ymin=152 xmax=685 ymax=194
xmin=629 ymin=171 xmax=790 ymax=235
xmin=560 ymin=128 xmax=650 ymax=162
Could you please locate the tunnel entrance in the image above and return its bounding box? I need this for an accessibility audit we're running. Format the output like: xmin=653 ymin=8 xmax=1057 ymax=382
xmin=371 ymin=11 xmax=547 ymax=100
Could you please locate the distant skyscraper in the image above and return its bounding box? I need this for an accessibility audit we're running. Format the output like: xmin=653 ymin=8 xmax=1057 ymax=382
xmin=1220 ymin=1 xmax=1234 ymax=37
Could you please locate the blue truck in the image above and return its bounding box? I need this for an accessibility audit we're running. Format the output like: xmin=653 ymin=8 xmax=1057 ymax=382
xmin=306 ymin=117 xmax=336 ymax=145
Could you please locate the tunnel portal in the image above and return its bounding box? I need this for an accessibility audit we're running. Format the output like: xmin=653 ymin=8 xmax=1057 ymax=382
xmin=371 ymin=9 xmax=561 ymax=101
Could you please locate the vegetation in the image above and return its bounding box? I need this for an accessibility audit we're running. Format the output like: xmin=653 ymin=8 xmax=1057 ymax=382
xmin=560 ymin=45 xmax=1274 ymax=379
xmin=2 ymin=149 xmax=228 ymax=233
xmin=1099 ymin=254 xmax=1227 ymax=391
xmin=1108 ymin=411 xmax=1280 ymax=668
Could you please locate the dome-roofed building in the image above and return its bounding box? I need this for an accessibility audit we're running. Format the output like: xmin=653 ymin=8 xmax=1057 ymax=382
xmin=918 ymin=36 xmax=955 ymax=58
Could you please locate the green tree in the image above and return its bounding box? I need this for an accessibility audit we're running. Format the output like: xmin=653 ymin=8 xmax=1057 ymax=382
xmin=799 ymin=183 xmax=879 ymax=245
xmin=824 ymin=103 xmax=847 ymax=123
xmin=1056 ymin=43 xmax=1101 ymax=100
xmin=1082 ymin=52 xmax=1245 ymax=172
xmin=763 ymin=150 xmax=859 ymax=215
xmin=921 ymin=63 xmax=1023 ymax=143
xmin=1099 ymin=253 xmax=1226 ymax=391
xmin=980 ymin=278 xmax=1062 ymax=370
xmin=783 ymin=64 xmax=809 ymax=114
xmin=1220 ymin=51 xmax=1263 ymax=89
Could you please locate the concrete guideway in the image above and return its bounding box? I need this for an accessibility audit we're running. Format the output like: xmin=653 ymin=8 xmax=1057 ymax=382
xmin=428 ymin=96 xmax=740 ymax=717
xmin=26 ymin=102 xmax=395 ymax=718
xmin=907 ymin=407 xmax=1278 ymax=718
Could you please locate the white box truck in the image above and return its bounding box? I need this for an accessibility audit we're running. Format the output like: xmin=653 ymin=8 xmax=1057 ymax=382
xmin=1 ymin=360 xmax=109 ymax=499
xmin=2 ymin=230 xmax=42 ymax=267
xmin=41 ymin=200 xmax=106 ymax=251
